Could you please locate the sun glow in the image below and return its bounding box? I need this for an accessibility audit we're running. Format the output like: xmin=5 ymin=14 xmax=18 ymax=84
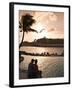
xmin=32 ymin=23 xmax=44 ymax=33
xmin=32 ymin=22 xmax=49 ymax=39
xmin=19 ymin=11 xmax=64 ymax=42
xmin=36 ymin=30 xmax=48 ymax=39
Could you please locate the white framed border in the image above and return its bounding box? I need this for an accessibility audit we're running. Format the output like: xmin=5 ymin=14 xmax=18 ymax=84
xmin=9 ymin=2 xmax=70 ymax=87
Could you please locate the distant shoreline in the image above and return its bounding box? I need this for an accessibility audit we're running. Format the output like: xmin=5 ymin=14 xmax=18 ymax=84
xmin=21 ymin=44 xmax=64 ymax=48
xmin=21 ymin=38 xmax=64 ymax=47
xmin=19 ymin=51 xmax=64 ymax=57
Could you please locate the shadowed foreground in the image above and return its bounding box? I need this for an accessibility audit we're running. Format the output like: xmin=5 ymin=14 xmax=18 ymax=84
xmin=19 ymin=57 xmax=64 ymax=79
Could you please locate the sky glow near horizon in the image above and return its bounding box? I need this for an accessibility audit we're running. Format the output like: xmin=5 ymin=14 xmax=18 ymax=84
xmin=19 ymin=10 xmax=64 ymax=42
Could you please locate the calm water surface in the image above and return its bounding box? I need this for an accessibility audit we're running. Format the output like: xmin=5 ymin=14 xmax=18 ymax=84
xmin=20 ymin=46 xmax=63 ymax=55
xmin=19 ymin=47 xmax=64 ymax=78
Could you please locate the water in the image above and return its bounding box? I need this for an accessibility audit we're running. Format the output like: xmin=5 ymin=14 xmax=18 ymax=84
xmin=20 ymin=46 xmax=63 ymax=55
xmin=19 ymin=47 xmax=64 ymax=78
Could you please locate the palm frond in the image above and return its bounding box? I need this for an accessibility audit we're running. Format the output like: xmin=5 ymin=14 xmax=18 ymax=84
xmin=29 ymin=28 xmax=38 ymax=33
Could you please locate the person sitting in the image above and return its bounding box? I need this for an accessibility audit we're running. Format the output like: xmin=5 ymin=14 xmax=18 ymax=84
xmin=28 ymin=59 xmax=42 ymax=79
xmin=33 ymin=59 xmax=42 ymax=78
xmin=28 ymin=59 xmax=34 ymax=78
xmin=33 ymin=59 xmax=38 ymax=78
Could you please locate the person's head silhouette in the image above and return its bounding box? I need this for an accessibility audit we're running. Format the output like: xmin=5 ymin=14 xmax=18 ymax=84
xmin=31 ymin=59 xmax=34 ymax=64
xmin=35 ymin=59 xmax=38 ymax=64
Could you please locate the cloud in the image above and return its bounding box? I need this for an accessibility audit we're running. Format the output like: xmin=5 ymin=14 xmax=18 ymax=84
xmin=48 ymin=12 xmax=57 ymax=21
xmin=48 ymin=28 xmax=56 ymax=32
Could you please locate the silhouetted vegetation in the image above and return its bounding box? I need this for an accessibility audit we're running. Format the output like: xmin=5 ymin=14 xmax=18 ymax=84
xmin=36 ymin=37 xmax=64 ymax=44
xmin=19 ymin=14 xmax=38 ymax=48
xmin=19 ymin=51 xmax=64 ymax=57
xmin=19 ymin=14 xmax=38 ymax=63
xmin=19 ymin=56 xmax=24 ymax=63
xmin=22 ymin=38 xmax=64 ymax=47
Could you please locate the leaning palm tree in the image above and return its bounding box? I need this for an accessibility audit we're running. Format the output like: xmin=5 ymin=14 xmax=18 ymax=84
xmin=19 ymin=14 xmax=38 ymax=48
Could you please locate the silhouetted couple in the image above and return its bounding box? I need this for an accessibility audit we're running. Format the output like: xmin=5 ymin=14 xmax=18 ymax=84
xmin=28 ymin=59 xmax=42 ymax=79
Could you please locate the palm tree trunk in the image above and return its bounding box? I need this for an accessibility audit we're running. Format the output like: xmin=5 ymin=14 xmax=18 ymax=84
xmin=19 ymin=31 xmax=24 ymax=48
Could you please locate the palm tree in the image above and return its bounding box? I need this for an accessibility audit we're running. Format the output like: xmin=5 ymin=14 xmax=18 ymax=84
xmin=19 ymin=14 xmax=38 ymax=48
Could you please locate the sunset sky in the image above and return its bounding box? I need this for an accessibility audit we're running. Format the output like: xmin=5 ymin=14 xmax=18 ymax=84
xmin=19 ymin=10 xmax=64 ymax=42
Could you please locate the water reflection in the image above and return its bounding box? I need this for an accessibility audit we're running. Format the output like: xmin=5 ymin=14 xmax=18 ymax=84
xmin=19 ymin=47 xmax=64 ymax=78
xmin=20 ymin=46 xmax=63 ymax=55
xmin=19 ymin=55 xmax=64 ymax=78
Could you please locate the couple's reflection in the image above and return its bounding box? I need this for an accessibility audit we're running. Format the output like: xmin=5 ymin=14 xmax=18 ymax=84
xmin=28 ymin=59 xmax=42 ymax=78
